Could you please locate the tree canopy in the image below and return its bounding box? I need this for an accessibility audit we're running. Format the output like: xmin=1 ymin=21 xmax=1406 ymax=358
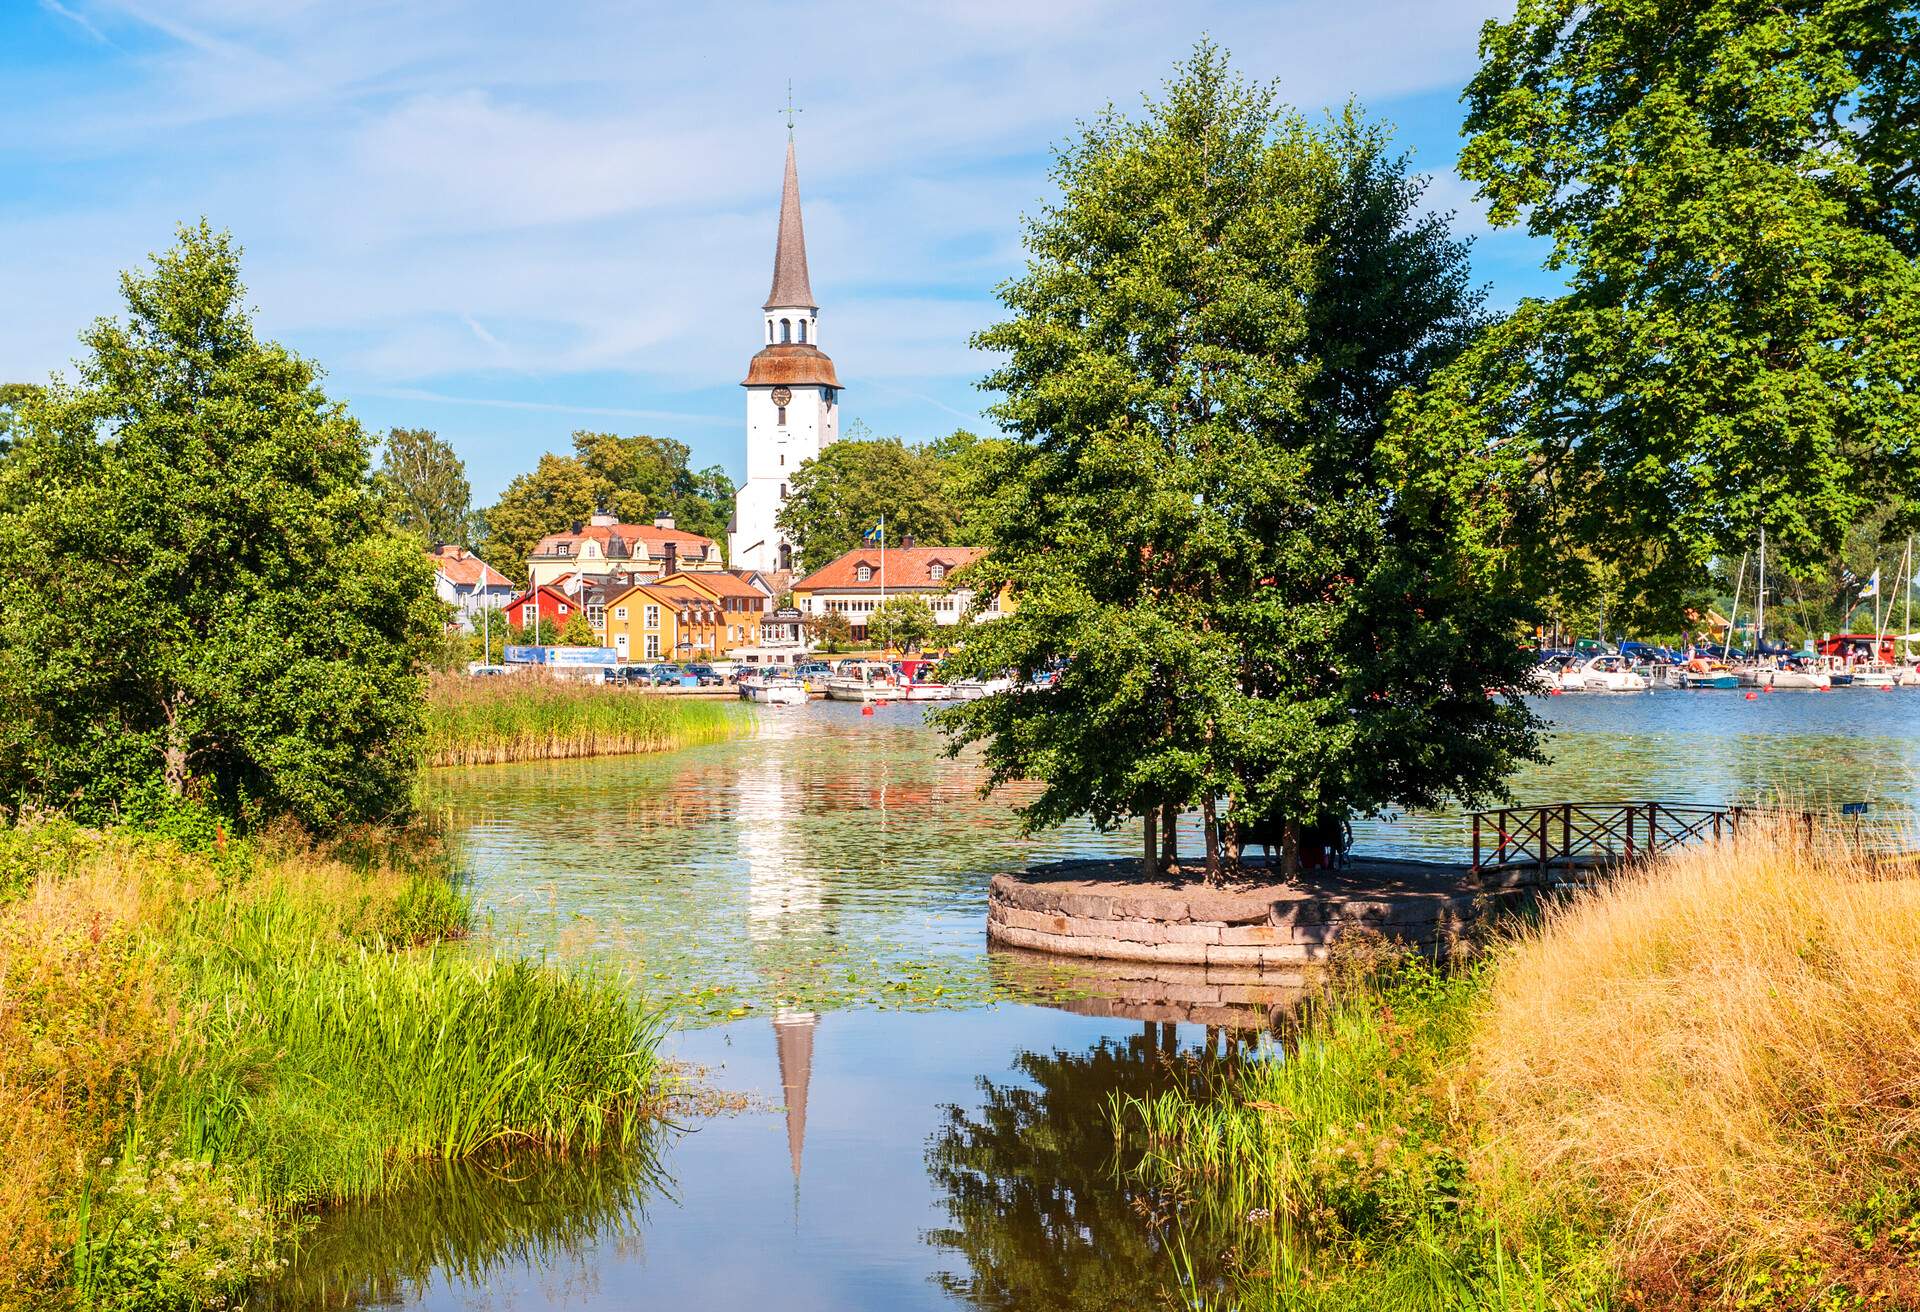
xmin=0 ymin=222 xmax=440 ymax=829
xmin=776 ymin=428 xmax=1005 ymax=571
xmin=378 ymin=426 xmax=473 ymax=545
xmin=935 ymin=45 xmax=1541 ymax=877
xmin=479 ymin=432 xmax=735 ymax=582
xmin=1422 ymin=0 xmax=1920 ymax=627
xmin=868 ymin=595 xmax=939 ymax=652
xmin=0 ymin=383 xmax=39 ymax=457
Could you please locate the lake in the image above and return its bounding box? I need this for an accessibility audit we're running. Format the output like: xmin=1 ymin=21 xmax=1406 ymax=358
xmin=275 ymin=691 xmax=1920 ymax=1310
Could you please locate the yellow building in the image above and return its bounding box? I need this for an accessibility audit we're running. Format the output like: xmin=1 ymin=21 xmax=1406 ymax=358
xmin=657 ymin=570 xmax=772 ymax=656
xmin=602 ymin=583 xmax=726 ymax=664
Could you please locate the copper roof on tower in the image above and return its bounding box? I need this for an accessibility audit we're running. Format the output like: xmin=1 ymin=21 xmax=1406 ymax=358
xmin=764 ymin=140 xmax=816 ymax=309
xmin=742 ymin=343 xmax=840 ymax=388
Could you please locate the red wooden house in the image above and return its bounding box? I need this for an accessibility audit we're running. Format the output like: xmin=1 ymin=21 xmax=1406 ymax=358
xmin=502 ymin=583 xmax=577 ymax=636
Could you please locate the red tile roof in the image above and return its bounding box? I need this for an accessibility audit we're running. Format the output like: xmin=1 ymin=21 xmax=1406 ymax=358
xmin=661 ymin=570 xmax=767 ymax=600
xmin=531 ymin=522 xmax=718 ymax=561
xmin=429 ymin=545 xmax=511 ymax=589
xmin=791 ymin=545 xmax=984 ymax=592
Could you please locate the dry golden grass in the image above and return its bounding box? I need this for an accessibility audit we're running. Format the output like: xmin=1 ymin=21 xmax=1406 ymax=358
xmin=0 ymin=840 xmax=174 ymax=1310
xmin=1478 ymin=820 xmax=1920 ymax=1301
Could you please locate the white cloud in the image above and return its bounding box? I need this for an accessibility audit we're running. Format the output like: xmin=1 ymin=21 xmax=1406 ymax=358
xmin=3 ymin=0 xmax=1516 ymax=496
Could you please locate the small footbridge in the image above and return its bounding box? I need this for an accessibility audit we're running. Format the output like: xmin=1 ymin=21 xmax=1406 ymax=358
xmin=1467 ymin=800 xmax=1817 ymax=881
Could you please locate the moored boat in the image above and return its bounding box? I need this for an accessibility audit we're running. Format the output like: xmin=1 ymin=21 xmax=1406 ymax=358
xmin=952 ymin=673 xmax=1016 ymax=701
xmin=1572 ymin=654 xmax=1649 ymax=692
xmin=825 ymin=660 xmax=900 ymax=702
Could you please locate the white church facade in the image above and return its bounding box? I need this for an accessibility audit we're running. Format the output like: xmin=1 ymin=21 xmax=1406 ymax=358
xmin=728 ymin=139 xmax=841 ymax=575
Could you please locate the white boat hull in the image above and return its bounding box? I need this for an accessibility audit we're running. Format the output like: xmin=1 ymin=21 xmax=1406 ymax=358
xmin=825 ymin=681 xmax=897 ymax=702
xmin=952 ymin=678 xmax=1015 ymax=701
xmin=1740 ymin=668 xmax=1831 ymax=689
xmin=746 ymin=684 xmax=808 ymax=705
xmin=903 ymin=684 xmax=952 ymax=701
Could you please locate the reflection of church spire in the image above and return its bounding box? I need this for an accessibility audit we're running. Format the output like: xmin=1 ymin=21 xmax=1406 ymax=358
xmin=774 ymin=1010 xmax=817 ymax=1182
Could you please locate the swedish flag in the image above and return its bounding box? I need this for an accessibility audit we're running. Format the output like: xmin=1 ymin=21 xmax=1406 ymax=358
xmin=861 ymin=521 xmax=884 ymax=546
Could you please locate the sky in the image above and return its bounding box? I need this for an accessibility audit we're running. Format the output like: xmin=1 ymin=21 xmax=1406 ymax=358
xmin=0 ymin=0 xmax=1560 ymax=504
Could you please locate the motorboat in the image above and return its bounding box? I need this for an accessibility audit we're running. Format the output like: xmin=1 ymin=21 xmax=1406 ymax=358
xmin=1808 ymin=655 xmax=1853 ymax=687
xmin=895 ymin=658 xmax=954 ymax=702
xmin=952 ymin=673 xmax=1017 ymax=701
xmin=1572 ymin=654 xmax=1649 ymax=692
xmin=741 ymin=673 xmax=808 ymax=705
xmin=1738 ymin=662 xmax=1831 ymax=690
xmin=1850 ymin=662 xmax=1898 ymax=689
xmin=825 ymin=660 xmax=900 ymax=702
xmin=1677 ymin=656 xmax=1740 ymax=690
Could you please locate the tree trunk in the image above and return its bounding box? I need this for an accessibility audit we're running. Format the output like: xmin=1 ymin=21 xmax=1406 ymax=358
xmin=162 ymin=698 xmax=189 ymax=797
xmin=1281 ymin=817 xmax=1301 ymax=879
xmin=1142 ymin=808 xmax=1159 ymax=880
xmin=1223 ymin=815 xmax=1242 ymax=872
xmin=1160 ymin=804 xmax=1178 ymax=874
xmin=1202 ymin=794 xmax=1222 ymax=884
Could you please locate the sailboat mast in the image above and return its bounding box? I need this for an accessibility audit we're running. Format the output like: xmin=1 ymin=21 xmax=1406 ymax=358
xmin=1756 ymin=528 xmax=1766 ymax=654
xmin=1724 ymin=551 xmax=1747 ymax=657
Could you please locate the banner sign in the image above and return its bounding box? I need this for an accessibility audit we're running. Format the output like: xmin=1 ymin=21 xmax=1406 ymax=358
xmin=548 ymin=646 xmax=619 ymax=666
xmin=504 ymin=644 xmax=548 ymax=664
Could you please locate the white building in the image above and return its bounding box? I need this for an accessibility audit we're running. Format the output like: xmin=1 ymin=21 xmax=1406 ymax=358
xmin=728 ymin=138 xmax=841 ymax=575
xmin=427 ymin=545 xmax=515 ymax=632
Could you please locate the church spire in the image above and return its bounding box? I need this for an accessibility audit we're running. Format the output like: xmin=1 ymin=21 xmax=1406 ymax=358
xmin=764 ymin=139 xmax=816 ymax=310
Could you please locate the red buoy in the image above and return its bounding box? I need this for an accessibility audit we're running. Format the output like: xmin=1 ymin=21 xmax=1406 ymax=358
xmin=1745 ymin=691 xmax=1758 ymax=700
xmin=861 ymin=704 xmax=875 ymax=716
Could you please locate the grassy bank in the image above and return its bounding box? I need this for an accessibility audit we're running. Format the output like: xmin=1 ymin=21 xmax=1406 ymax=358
xmin=0 ymin=814 xmax=668 ymax=1312
xmin=424 ymin=675 xmax=750 ymax=766
xmin=1119 ymin=824 xmax=1920 ymax=1310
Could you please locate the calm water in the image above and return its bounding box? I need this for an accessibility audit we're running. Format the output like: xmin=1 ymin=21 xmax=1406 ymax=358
xmin=278 ymin=692 xmax=1920 ymax=1310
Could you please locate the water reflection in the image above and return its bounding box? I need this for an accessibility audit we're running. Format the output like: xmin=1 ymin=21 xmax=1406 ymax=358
xmin=264 ymin=1146 xmax=667 ymax=1311
xmin=927 ymin=1024 xmax=1254 ymax=1311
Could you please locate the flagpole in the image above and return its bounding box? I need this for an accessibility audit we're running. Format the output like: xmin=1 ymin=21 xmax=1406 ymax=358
xmin=879 ymin=515 xmax=887 ymax=651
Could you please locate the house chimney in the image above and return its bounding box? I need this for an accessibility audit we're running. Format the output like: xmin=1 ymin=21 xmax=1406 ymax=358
xmin=653 ymin=515 xmax=676 ymax=531
xmin=570 ymin=521 xmax=584 ymax=535
xmin=590 ymin=512 xmax=617 ymax=527
xmin=901 ymin=534 xmax=915 ymax=550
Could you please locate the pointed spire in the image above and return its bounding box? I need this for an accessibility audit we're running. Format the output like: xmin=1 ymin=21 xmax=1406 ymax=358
xmin=773 ymin=1012 xmax=816 ymax=1182
xmin=764 ymin=139 xmax=816 ymax=310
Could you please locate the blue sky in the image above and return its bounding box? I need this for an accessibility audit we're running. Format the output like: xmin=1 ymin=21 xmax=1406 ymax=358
xmin=1 ymin=0 xmax=1558 ymax=503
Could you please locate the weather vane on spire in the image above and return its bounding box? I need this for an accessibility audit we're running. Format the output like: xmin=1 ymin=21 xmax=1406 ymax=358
xmin=783 ymin=79 xmax=801 ymax=139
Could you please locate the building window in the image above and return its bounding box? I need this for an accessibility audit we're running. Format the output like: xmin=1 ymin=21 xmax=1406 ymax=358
xmin=779 ymin=482 xmax=788 ymax=499
xmin=522 ymin=604 xmax=536 ymax=626
xmin=780 ymin=318 xmax=791 ymax=342
xmin=644 ymin=605 xmax=659 ymax=628
xmin=586 ymin=604 xmax=605 ymax=628
xmin=767 ymin=320 xmax=774 ymax=343
xmin=776 ymin=405 xmax=786 ymax=426
xmin=798 ymin=319 xmax=807 ymax=343
xmin=929 ymin=563 xmax=945 ymax=582
xmin=645 ymin=634 xmax=660 ymax=659
xmin=779 ymin=453 xmax=784 ymax=467
xmin=615 ymin=606 xmax=627 ymax=620
xmin=856 ymin=564 xmax=872 ymax=582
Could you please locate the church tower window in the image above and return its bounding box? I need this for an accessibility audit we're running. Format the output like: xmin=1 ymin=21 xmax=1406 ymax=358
xmin=776 ymin=405 xmax=787 ymax=426
xmin=780 ymin=318 xmax=791 ymax=342
xmin=798 ymin=320 xmax=807 ymax=343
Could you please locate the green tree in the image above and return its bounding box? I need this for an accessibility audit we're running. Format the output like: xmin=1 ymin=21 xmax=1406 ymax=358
xmin=1430 ymin=0 xmax=1920 ymax=622
xmin=478 ymin=453 xmax=601 ymax=585
xmin=0 ymin=382 xmax=40 ymax=457
xmin=556 ymin=612 xmax=596 ymax=646
xmin=776 ymin=436 xmax=958 ymax=569
xmin=935 ymin=46 xmax=1540 ymax=879
xmin=573 ymin=430 xmax=735 ymax=546
xmin=0 ymin=222 xmax=440 ymax=829
xmin=868 ymin=595 xmax=938 ymax=652
xmin=804 ymin=610 xmax=853 ymax=654
xmin=378 ymin=427 xmax=473 ymax=545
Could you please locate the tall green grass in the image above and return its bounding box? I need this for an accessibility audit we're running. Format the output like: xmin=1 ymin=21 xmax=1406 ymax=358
xmin=1116 ymin=959 xmax=1608 ymax=1311
xmin=425 ymin=675 xmax=749 ymax=766
xmin=0 ymin=820 xmax=671 ymax=1311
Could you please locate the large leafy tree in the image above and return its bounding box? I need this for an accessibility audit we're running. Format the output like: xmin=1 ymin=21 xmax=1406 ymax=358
xmin=0 ymin=222 xmax=440 ymax=829
xmin=1426 ymin=0 xmax=1920 ymax=624
xmin=936 ymin=46 xmax=1540 ymax=878
xmin=0 ymin=383 xmax=39 ymax=457
xmin=377 ymin=426 xmax=472 ymax=545
xmin=477 ymin=452 xmax=602 ymax=585
xmin=868 ymin=595 xmax=939 ymax=652
xmin=479 ymin=432 xmax=735 ymax=581
xmin=777 ymin=434 xmax=960 ymax=569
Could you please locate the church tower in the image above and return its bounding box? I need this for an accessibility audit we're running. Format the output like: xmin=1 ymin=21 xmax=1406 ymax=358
xmin=729 ymin=138 xmax=840 ymax=575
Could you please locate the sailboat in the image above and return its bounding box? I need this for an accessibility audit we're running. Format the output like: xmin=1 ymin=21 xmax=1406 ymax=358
xmin=1732 ymin=530 xmax=1829 ymax=689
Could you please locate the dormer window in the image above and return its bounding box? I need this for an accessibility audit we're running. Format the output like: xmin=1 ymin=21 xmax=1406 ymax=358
xmin=856 ymin=564 xmax=872 ymax=583
xmin=929 ymin=562 xmax=945 ymax=582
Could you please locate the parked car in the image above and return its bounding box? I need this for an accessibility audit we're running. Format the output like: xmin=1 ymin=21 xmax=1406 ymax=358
xmin=606 ymin=665 xmax=651 ymax=685
xmin=466 ymin=663 xmax=511 ymax=677
xmin=648 ymin=663 xmax=684 ymax=685
xmin=684 ymin=663 xmax=724 ymax=686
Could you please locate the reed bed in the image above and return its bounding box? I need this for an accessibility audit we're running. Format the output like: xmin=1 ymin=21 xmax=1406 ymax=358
xmin=0 ymin=820 xmax=669 ymax=1312
xmin=424 ymin=674 xmax=748 ymax=766
xmin=1120 ymin=822 xmax=1920 ymax=1309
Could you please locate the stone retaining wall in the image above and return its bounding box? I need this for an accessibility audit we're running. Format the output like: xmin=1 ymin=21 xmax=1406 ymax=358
xmin=987 ymin=864 xmax=1488 ymax=967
